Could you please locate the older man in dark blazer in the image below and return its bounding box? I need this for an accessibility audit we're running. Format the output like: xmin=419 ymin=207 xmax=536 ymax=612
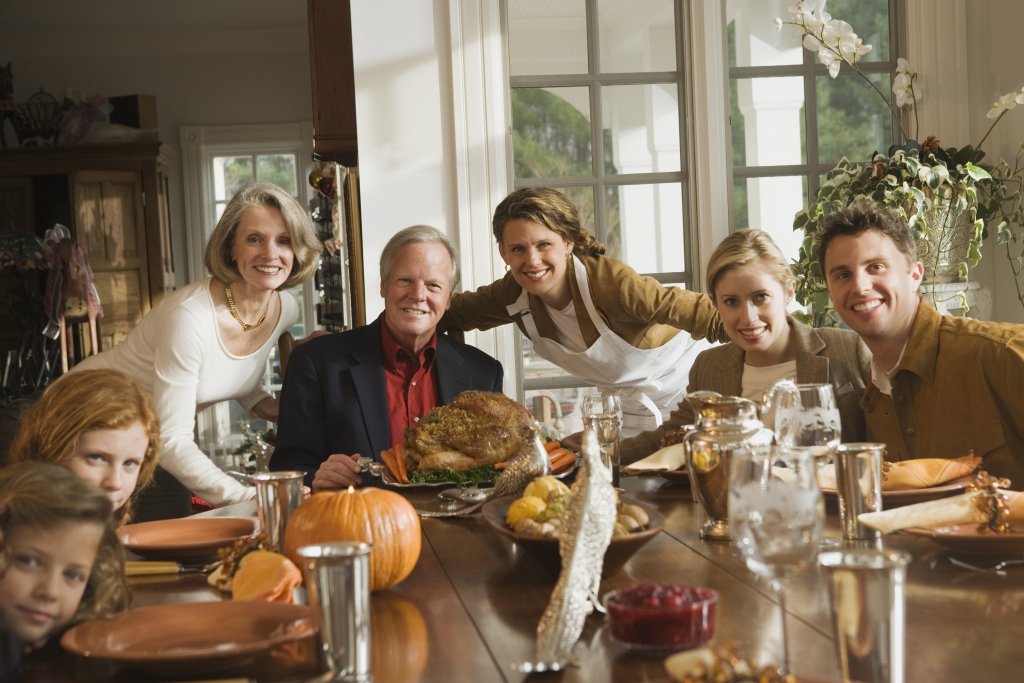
xmin=270 ymin=226 xmax=503 ymax=490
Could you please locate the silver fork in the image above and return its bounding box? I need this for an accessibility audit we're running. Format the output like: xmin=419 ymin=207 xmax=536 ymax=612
xmin=948 ymin=556 xmax=1024 ymax=575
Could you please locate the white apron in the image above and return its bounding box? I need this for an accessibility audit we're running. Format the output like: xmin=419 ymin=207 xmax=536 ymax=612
xmin=507 ymin=256 xmax=714 ymax=436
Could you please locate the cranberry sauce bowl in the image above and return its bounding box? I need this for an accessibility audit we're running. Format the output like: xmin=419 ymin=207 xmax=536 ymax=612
xmin=603 ymin=584 xmax=717 ymax=655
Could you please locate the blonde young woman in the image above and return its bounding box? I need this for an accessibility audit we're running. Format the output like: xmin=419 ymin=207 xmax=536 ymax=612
xmin=8 ymin=369 xmax=160 ymax=525
xmin=441 ymin=187 xmax=726 ymax=435
xmin=71 ymin=183 xmax=322 ymax=510
xmin=619 ymin=228 xmax=871 ymax=463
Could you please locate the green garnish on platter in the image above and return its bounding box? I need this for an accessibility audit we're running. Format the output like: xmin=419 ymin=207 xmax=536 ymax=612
xmin=409 ymin=465 xmax=500 ymax=487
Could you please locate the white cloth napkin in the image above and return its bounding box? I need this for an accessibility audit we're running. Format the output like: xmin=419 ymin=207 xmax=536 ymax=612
xmin=623 ymin=443 xmax=686 ymax=474
xmin=858 ymin=492 xmax=980 ymax=533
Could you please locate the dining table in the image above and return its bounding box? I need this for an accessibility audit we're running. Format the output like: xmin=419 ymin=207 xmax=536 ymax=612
xmin=21 ymin=473 xmax=1024 ymax=683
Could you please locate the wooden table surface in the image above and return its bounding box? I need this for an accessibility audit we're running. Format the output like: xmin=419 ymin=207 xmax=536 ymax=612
xmin=23 ymin=475 xmax=1024 ymax=682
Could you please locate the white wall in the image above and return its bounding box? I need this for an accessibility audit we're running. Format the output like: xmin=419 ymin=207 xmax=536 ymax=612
xmin=0 ymin=0 xmax=312 ymax=287
xmin=350 ymin=0 xmax=450 ymax=321
xmin=967 ymin=0 xmax=1024 ymax=323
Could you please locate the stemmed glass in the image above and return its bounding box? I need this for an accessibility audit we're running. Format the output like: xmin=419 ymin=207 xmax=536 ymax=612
xmin=581 ymin=392 xmax=622 ymax=488
xmin=770 ymin=382 xmax=841 ymax=480
xmin=728 ymin=446 xmax=824 ymax=674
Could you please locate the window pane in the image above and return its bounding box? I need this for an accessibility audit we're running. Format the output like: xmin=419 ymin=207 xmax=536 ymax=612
xmin=213 ymin=156 xmax=254 ymax=200
xmin=816 ymin=73 xmax=893 ymax=163
xmin=507 ymin=0 xmax=588 ymax=76
xmin=561 ymin=187 xmax=596 ymax=237
xmin=511 ymin=87 xmax=593 ymax=178
xmin=597 ymin=0 xmax=676 ymax=73
xmin=732 ymin=77 xmax=806 ymax=167
xmin=610 ymin=183 xmax=685 ymax=273
xmin=525 ymin=387 xmax=589 ymax=437
xmin=726 ymin=0 xmax=803 ymax=68
xmin=732 ymin=175 xmax=807 ymax=263
xmin=256 ymin=155 xmax=297 ymax=194
xmin=603 ymin=84 xmax=680 ymax=174
xmin=827 ymin=0 xmax=890 ymax=62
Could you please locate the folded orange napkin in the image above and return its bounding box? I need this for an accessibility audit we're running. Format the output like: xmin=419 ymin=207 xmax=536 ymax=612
xmin=882 ymin=454 xmax=982 ymax=491
xmin=231 ymin=550 xmax=303 ymax=603
xmin=859 ymin=489 xmax=1024 ymax=534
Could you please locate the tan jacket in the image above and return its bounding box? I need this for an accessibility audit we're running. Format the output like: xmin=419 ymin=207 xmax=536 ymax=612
xmin=441 ymin=254 xmax=727 ymax=348
xmin=620 ymin=318 xmax=871 ymax=463
xmin=863 ymin=300 xmax=1024 ymax=484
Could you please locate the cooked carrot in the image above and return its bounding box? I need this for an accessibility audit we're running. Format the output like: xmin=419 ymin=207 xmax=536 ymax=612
xmin=550 ymin=451 xmax=576 ymax=473
xmin=393 ymin=442 xmax=409 ymax=484
xmin=547 ymin=447 xmax=570 ymax=461
xmin=494 ymin=460 xmax=508 ymax=470
xmin=544 ymin=440 xmax=561 ymax=453
xmin=379 ymin=447 xmax=401 ymax=481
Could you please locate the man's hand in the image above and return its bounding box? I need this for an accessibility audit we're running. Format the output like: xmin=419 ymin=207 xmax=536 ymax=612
xmin=561 ymin=431 xmax=583 ymax=452
xmin=312 ymin=453 xmax=363 ymax=492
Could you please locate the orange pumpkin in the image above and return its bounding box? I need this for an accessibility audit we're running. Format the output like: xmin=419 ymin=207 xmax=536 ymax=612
xmin=284 ymin=487 xmax=422 ymax=591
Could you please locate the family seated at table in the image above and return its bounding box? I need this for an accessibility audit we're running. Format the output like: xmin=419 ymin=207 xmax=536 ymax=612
xmin=4 ymin=186 xmax=1024 ymax=512
xmin=5 ymin=183 xmax=1024 ymax=680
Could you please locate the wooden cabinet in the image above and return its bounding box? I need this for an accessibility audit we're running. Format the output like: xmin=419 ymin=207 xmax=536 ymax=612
xmin=307 ymin=0 xmax=358 ymax=165
xmin=0 ymin=141 xmax=174 ymax=356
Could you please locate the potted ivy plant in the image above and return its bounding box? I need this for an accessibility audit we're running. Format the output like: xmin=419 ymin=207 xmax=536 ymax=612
xmin=777 ymin=2 xmax=1024 ymax=322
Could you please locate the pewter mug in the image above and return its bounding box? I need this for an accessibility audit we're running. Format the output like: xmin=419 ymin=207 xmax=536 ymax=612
xmin=684 ymin=392 xmax=773 ymax=541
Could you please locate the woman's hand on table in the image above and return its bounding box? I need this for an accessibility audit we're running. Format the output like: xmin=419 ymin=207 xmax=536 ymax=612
xmin=252 ymin=396 xmax=280 ymax=423
xmin=312 ymin=453 xmax=363 ymax=491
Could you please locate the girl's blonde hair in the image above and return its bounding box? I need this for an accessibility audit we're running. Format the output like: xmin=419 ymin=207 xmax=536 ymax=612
xmin=8 ymin=369 xmax=160 ymax=524
xmin=0 ymin=462 xmax=128 ymax=623
xmin=705 ymin=229 xmax=796 ymax=302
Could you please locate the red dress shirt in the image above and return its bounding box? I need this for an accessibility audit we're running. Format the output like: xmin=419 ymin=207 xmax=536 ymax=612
xmin=381 ymin=323 xmax=439 ymax=448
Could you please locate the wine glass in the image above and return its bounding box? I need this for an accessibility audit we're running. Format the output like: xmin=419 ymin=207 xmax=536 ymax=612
xmin=770 ymin=382 xmax=841 ymax=478
xmin=581 ymin=392 xmax=622 ymax=487
xmin=728 ymin=446 xmax=824 ymax=674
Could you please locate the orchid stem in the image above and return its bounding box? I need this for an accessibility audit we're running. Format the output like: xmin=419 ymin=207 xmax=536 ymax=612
xmin=975 ymin=110 xmax=1008 ymax=152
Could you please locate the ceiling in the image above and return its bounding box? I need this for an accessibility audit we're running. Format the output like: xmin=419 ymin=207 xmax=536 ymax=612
xmin=0 ymin=0 xmax=306 ymax=33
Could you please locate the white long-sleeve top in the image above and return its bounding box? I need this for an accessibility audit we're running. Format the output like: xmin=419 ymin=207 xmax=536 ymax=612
xmin=72 ymin=277 xmax=298 ymax=506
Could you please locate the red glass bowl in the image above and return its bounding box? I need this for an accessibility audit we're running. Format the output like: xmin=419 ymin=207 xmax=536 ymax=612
xmin=604 ymin=584 xmax=717 ymax=655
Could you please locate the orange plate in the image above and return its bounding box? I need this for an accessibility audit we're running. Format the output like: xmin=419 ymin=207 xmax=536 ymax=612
xmin=119 ymin=517 xmax=257 ymax=561
xmin=61 ymin=601 xmax=315 ymax=674
xmin=902 ymin=524 xmax=1024 ymax=556
xmin=820 ymin=475 xmax=972 ymax=508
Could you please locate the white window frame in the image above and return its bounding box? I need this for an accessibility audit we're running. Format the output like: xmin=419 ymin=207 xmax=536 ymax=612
xmin=179 ymin=121 xmax=316 ymax=452
xmin=442 ymin=1 xmax=729 ymax=403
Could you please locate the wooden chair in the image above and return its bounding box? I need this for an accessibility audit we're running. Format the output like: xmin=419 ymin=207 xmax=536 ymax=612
xmin=278 ymin=331 xmax=295 ymax=379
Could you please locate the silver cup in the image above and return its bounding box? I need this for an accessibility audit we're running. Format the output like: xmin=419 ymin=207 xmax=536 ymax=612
xmin=834 ymin=443 xmax=885 ymax=541
xmin=253 ymin=471 xmax=304 ymax=552
xmin=819 ymin=549 xmax=911 ymax=683
xmin=298 ymin=541 xmax=373 ymax=682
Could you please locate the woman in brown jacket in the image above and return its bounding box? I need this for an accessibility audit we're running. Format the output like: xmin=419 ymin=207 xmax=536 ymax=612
xmin=441 ymin=187 xmax=727 ymax=435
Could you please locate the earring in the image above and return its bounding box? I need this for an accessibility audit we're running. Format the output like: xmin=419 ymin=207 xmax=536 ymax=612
xmin=505 ymin=263 xmax=511 ymax=272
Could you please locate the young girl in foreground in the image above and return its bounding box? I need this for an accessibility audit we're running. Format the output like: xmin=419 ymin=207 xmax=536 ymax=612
xmin=8 ymin=369 xmax=161 ymax=525
xmin=0 ymin=462 xmax=127 ymax=679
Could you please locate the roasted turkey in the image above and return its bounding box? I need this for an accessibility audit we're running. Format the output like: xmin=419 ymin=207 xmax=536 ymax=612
xmin=403 ymin=390 xmax=533 ymax=472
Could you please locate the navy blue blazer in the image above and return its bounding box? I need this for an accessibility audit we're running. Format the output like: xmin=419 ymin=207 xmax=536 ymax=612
xmin=270 ymin=317 xmax=504 ymax=486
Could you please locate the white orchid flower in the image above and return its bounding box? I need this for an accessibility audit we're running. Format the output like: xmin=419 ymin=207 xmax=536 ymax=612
xmin=773 ymin=16 xmax=783 ymax=31
xmin=988 ymin=90 xmax=1021 ymax=119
